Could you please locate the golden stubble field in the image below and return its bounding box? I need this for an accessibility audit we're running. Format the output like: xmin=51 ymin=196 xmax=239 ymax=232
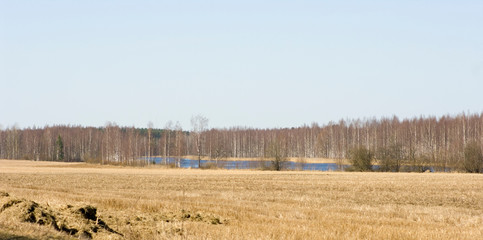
xmin=0 ymin=160 xmax=482 ymax=240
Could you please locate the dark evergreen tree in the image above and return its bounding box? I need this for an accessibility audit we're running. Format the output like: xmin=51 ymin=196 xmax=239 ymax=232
xmin=56 ymin=135 xmax=64 ymax=161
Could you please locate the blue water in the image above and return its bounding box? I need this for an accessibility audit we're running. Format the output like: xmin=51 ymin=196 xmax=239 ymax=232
xmin=149 ymin=157 xmax=344 ymax=171
xmin=146 ymin=157 xmax=444 ymax=172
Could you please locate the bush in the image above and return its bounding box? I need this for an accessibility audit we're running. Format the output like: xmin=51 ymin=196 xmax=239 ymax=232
xmin=200 ymin=162 xmax=219 ymax=169
xmin=464 ymin=141 xmax=483 ymax=173
xmin=270 ymin=156 xmax=287 ymax=171
xmin=349 ymin=147 xmax=374 ymax=171
xmin=377 ymin=143 xmax=403 ymax=172
xmin=265 ymin=140 xmax=288 ymax=171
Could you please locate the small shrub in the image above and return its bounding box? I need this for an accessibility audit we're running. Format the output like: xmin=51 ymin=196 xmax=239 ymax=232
xmin=200 ymin=162 xmax=218 ymax=169
xmin=464 ymin=141 xmax=483 ymax=173
xmin=377 ymin=143 xmax=403 ymax=172
xmin=271 ymin=156 xmax=287 ymax=171
xmin=348 ymin=147 xmax=373 ymax=171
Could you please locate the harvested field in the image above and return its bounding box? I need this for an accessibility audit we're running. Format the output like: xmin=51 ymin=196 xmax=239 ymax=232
xmin=0 ymin=160 xmax=482 ymax=239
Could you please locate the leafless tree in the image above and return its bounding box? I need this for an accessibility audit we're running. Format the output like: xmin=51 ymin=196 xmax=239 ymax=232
xmin=191 ymin=114 xmax=209 ymax=168
xmin=164 ymin=121 xmax=173 ymax=165
xmin=147 ymin=121 xmax=153 ymax=165
xmin=174 ymin=121 xmax=183 ymax=167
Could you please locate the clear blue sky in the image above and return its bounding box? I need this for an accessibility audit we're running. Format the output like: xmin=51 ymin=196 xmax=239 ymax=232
xmin=1 ymin=0 xmax=482 ymax=130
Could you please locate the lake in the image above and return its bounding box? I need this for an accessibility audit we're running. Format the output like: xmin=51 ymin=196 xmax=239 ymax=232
xmin=149 ymin=158 xmax=444 ymax=172
xmin=151 ymin=157 xmax=344 ymax=171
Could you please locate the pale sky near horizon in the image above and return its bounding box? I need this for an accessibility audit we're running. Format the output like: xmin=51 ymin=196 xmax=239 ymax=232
xmin=1 ymin=0 xmax=482 ymax=130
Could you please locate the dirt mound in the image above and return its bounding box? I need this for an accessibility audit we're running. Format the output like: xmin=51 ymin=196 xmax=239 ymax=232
xmin=0 ymin=193 xmax=122 ymax=239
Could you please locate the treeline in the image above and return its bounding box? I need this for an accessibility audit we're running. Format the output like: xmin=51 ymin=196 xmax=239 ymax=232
xmin=0 ymin=113 xmax=482 ymax=172
xmin=205 ymin=113 xmax=483 ymax=172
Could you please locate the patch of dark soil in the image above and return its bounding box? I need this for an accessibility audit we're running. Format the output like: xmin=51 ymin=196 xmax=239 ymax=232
xmin=0 ymin=199 xmax=22 ymax=212
xmin=77 ymin=205 xmax=97 ymax=221
xmin=60 ymin=224 xmax=78 ymax=235
xmin=75 ymin=205 xmax=122 ymax=235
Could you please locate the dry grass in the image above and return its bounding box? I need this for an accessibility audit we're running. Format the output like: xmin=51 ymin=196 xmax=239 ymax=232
xmin=0 ymin=160 xmax=482 ymax=240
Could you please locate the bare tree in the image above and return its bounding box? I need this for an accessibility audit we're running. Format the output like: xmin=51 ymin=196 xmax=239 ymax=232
xmin=191 ymin=114 xmax=209 ymax=168
xmin=147 ymin=121 xmax=153 ymax=165
xmin=174 ymin=121 xmax=183 ymax=167
xmin=164 ymin=121 xmax=173 ymax=165
xmin=265 ymin=138 xmax=288 ymax=171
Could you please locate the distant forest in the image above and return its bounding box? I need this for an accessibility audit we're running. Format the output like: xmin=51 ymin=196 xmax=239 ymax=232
xmin=1 ymin=113 xmax=482 ymax=172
